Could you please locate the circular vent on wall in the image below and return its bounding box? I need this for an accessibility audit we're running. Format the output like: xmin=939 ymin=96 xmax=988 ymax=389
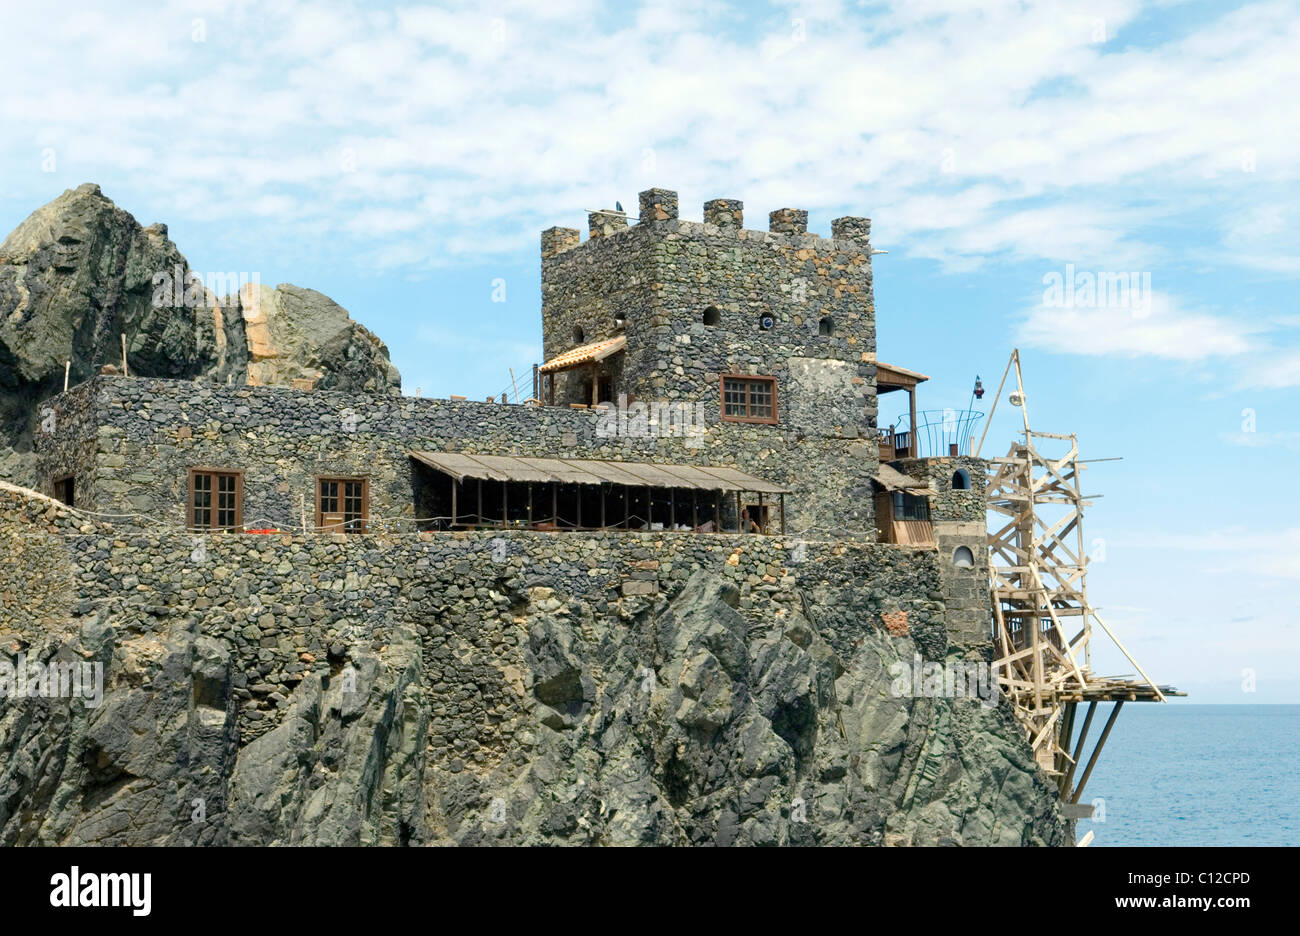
xmin=758 ymin=314 xmax=775 ymax=331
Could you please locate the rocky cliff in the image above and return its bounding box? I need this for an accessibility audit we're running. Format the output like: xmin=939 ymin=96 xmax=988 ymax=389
xmin=0 ymin=484 xmax=1070 ymax=846
xmin=0 ymin=184 xmax=400 ymax=486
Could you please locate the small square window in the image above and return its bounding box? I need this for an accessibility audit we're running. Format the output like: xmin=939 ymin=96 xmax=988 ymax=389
xmin=720 ymin=375 xmax=778 ymax=424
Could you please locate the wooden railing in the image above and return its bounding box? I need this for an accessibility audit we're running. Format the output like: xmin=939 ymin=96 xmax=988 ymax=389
xmin=877 ymin=428 xmax=914 ymax=460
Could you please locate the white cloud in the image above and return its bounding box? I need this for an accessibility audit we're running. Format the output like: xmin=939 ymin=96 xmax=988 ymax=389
xmin=1019 ymin=290 xmax=1258 ymax=360
xmin=1245 ymin=350 xmax=1300 ymax=388
xmin=1220 ymin=429 xmax=1300 ymax=451
xmin=1 ymin=0 xmax=1297 ymax=279
xmin=1116 ymin=525 xmax=1300 ymax=580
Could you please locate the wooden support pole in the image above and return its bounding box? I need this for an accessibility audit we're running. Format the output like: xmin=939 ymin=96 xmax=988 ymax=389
xmin=527 ymin=483 xmax=533 ymax=526
xmin=552 ymin=483 xmax=558 ymax=526
xmin=736 ymin=491 xmax=743 ymax=533
xmin=908 ymin=387 xmax=917 ymax=457
xmin=669 ymin=489 xmax=675 ymax=530
xmin=477 ymin=479 xmax=483 ymax=525
xmin=451 ymin=478 xmax=458 ymax=527
xmin=1071 ymin=701 xmax=1123 ymax=804
xmin=975 ymin=350 xmax=1016 ymax=458
xmin=121 ymin=334 xmax=128 ymax=377
xmin=1061 ymin=701 xmax=1096 ymax=798
xmin=64 ymin=360 xmax=71 ymax=392
xmin=692 ymin=490 xmax=698 ymax=532
xmin=758 ymin=492 xmax=765 ymax=534
xmin=779 ymin=493 xmax=786 ymax=534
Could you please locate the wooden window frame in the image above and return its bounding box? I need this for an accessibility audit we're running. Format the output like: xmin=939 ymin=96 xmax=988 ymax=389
xmin=187 ymin=467 xmax=245 ymax=531
xmin=719 ymin=374 xmax=779 ymax=425
xmin=316 ymin=476 xmax=370 ymax=534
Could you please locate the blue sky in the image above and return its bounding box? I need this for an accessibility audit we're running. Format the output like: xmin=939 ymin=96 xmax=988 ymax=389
xmin=2 ymin=0 xmax=1297 ymax=701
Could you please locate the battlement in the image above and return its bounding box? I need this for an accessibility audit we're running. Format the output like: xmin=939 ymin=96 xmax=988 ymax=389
xmin=540 ymin=186 xmax=873 ymax=258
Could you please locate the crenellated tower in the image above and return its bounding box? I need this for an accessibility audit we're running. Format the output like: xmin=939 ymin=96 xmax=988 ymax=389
xmin=539 ymin=187 xmax=884 ymax=536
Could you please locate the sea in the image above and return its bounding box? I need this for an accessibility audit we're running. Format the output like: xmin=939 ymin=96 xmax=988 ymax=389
xmin=1073 ymin=704 xmax=1299 ymax=846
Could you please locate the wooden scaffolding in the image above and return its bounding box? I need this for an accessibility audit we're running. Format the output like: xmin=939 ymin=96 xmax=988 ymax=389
xmin=979 ymin=351 xmax=1181 ymax=807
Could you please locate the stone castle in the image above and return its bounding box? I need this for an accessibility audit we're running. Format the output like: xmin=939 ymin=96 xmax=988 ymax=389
xmin=0 ymin=186 xmax=1065 ymax=846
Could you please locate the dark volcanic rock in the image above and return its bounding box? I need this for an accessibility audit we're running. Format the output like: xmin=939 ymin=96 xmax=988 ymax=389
xmin=0 ymin=184 xmax=400 ymax=486
xmin=0 ymin=556 xmax=1068 ymax=846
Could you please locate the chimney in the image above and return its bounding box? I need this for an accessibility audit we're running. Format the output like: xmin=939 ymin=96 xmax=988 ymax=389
xmin=704 ymin=198 xmax=743 ymax=230
xmin=588 ymin=210 xmax=628 ymax=240
xmin=638 ymin=188 xmax=678 ymax=222
xmin=831 ymin=216 xmax=871 ymax=248
xmin=541 ymin=226 xmax=580 ymax=258
xmin=769 ymin=208 xmax=808 ymax=234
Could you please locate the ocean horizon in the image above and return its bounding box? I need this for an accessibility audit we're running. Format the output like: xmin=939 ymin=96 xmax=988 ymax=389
xmin=1074 ymin=704 xmax=1298 ymax=847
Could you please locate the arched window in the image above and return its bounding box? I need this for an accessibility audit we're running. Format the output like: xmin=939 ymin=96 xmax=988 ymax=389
xmin=702 ymin=306 xmax=721 ymax=326
xmin=818 ymin=316 xmax=834 ymax=336
xmin=952 ymin=546 xmax=975 ymax=568
xmin=952 ymin=469 xmax=970 ymax=490
xmin=572 ymin=325 xmax=585 ymax=344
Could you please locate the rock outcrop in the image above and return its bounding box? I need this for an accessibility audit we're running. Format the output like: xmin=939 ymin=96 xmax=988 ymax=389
xmin=0 ymin=483 xmax=1067 ymax=847
xmin=0 ymin=184 xmax=400 ymax=486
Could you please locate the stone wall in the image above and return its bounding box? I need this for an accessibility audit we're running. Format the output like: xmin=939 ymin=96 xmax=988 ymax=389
xmin=56 ymin=527 xmax=944 ymax=749
xmin=890 ymin=457 xmax=992 ymax=647
xmin=0 ymin=481 xmax=88 ymax=638
xmin=895 ymin=455 xmax=989 ymax=522
xmin=35 ymin=376 xmax=877 ymax=537
xmin=2 ymin=478 xmax=949 ymax=750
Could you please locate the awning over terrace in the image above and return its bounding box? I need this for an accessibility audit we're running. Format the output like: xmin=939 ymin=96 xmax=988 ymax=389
xmin=873 ymin=463 xmax=935 ymax=493
xmin=537 ymin=335 xmax=627 ymax=374
xmin=409 ymin=451 xmax=790 ymax=494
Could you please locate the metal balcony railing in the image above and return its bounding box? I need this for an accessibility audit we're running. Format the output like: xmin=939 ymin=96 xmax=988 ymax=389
xmin=881 ymin=408 xmax=985 ymax=459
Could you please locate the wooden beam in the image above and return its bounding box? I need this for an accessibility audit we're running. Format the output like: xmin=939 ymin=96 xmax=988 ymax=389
xmin=1071 ymin=701 xmax=1123 ymax=804
xmin=908 ymin=387 xmax=918 ymax=457
xmin=1061 ymin=701 xmax=1096 ymax=798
